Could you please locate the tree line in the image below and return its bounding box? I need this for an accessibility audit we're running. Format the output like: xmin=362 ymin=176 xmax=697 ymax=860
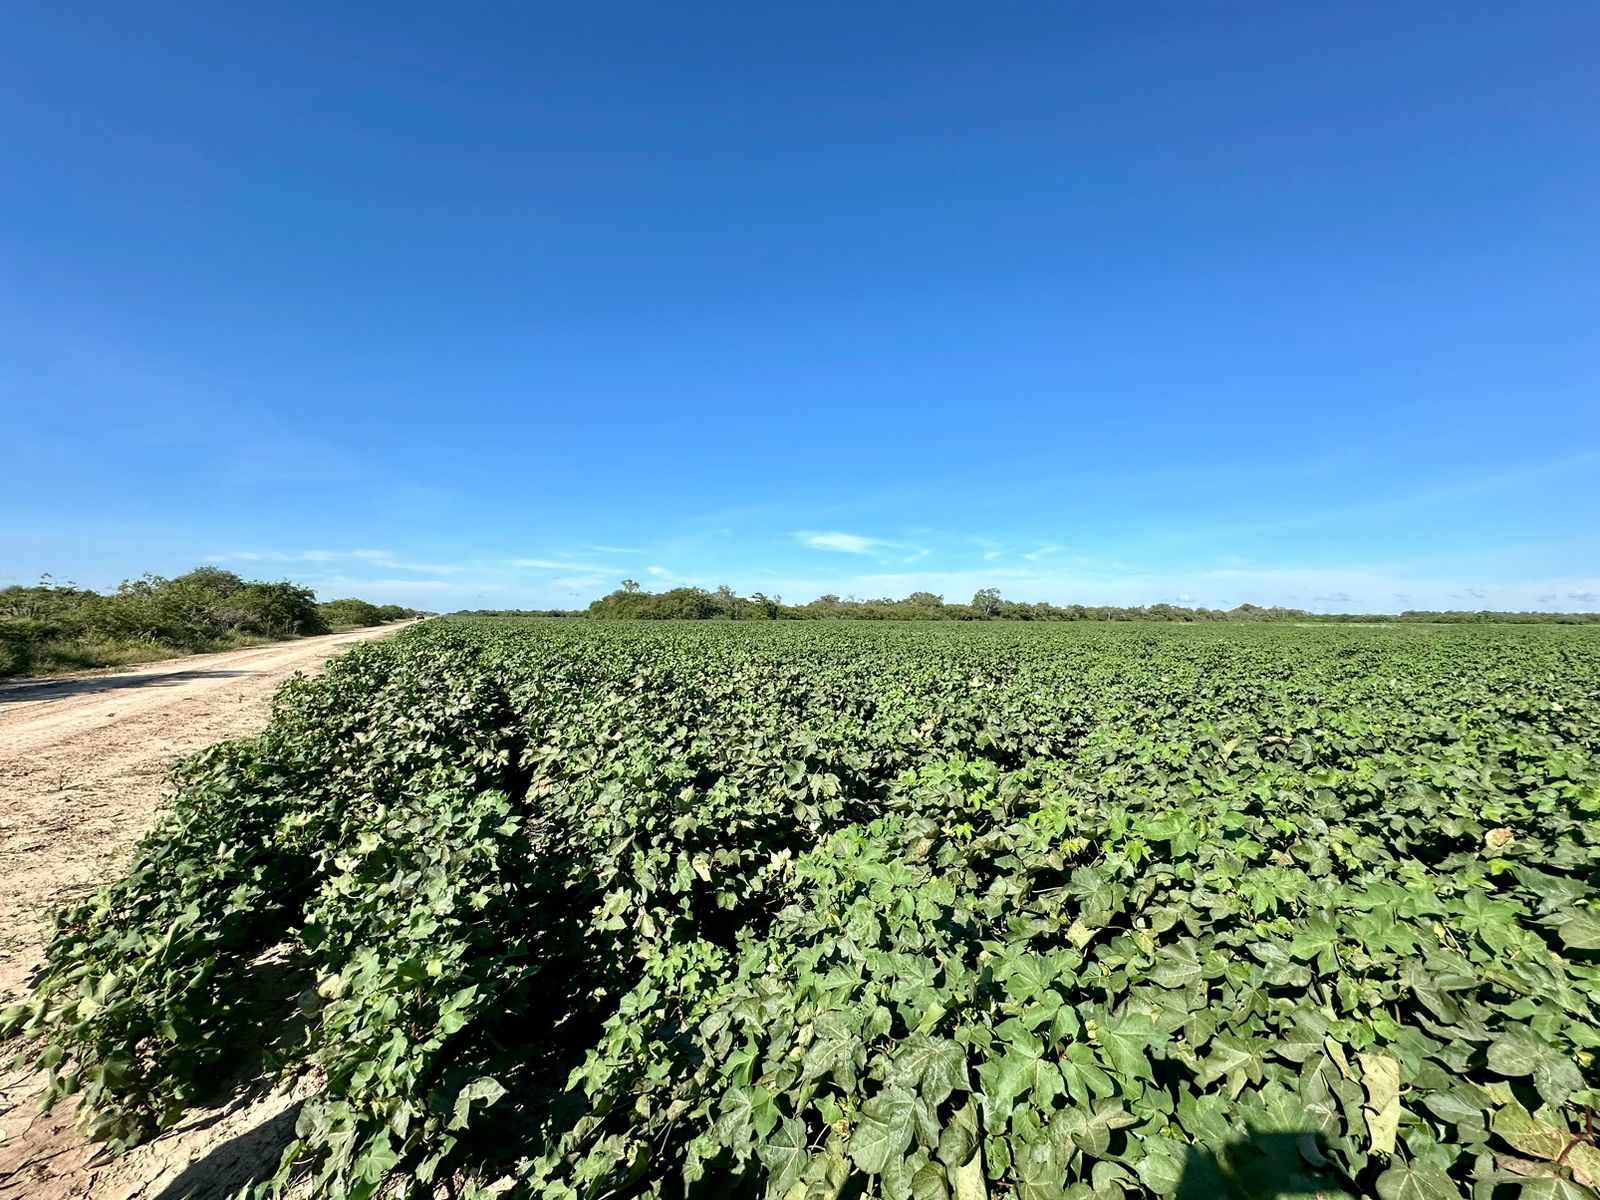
xmin=458 ymin=581 xmax=1600 ymax=624
xmin=1 ymin=567 xmax=421 ymax=675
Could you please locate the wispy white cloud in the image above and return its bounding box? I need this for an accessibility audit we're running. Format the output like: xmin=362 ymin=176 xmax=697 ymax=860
xmin=301 ymin=574 xmax=462 ymax=597
xmin=207 ymin=548 xmax=471 ymax=575
xmin=510 ymin=557 xmax=620 ymax=574
xmin=552 ymin=575 xmax=607 ymax=592
xmin=968 ymin=536 xmax=1006 ymax=562
xmin=639 ymin=564 xmax=705 ymax=586
xmin=200 ymin=523 xmax=1600 ymax=616
xmin=794 ymin=530 xmax=935 ymax=566
xmin=796 ymin=531 xmax=884 ymax=554
xmin=346 ymin=550 xmax=466 ymax=574
xmin=208 ymin=551 xmax=285 ymax=563
xmin=585 ymin=544 xmax=644 ymax=555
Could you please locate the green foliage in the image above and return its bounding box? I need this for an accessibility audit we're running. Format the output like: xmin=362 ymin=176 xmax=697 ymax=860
xmin=5 ymin=620 xmax=1600 ymax=1200
xmin=318 ymin=598 xmax=386 ymax=627
xmin=99 ymin=572 xmax=326 ymax=642
xmin=584 ymin=584 xmax=782 ymax=620
xmin=569 ymin=585 xmax=1600 ymax=624
xmin=0 ymin=571 xmax=416 ymax=676
xmin=0 ymin=616 xmax=59 ymax=673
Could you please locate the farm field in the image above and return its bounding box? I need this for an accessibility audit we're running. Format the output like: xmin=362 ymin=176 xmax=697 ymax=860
xmin=4 ymin=619 xmax=1599 ymax=1200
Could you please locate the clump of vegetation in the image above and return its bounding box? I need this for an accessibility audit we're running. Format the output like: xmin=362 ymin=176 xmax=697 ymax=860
xmin=316 ymin=597 xmax=417 ymax=629
xmin=567 ymin=582 xmax=1600 ymax=623
xmin=0 ymin=568 xmax=417 ymax=676
xmin=5 ymin=619 xmax=1598 ymax=1199
xmin=585 ymin=580 xmax=785 ymax=619
xmin=576 ymin=581 xmax=1311 ymax=621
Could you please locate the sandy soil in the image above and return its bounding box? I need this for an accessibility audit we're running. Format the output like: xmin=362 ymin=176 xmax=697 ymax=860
xmin=0 ymin=623 xmax=413 ymax=1200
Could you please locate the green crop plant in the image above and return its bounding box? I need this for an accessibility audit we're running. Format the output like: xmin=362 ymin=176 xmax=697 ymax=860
xmin=5 ymin=620 xmax=1599 ymax=1199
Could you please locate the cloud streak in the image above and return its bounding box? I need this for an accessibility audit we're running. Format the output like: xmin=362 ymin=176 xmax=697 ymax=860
xmin=199 ymin=520 xmax=1600 ymax=616
xmin=795 ymin=531 xmax=884 ymax=554
xmin=794 ymin=530 xmax=935 ymax=566
xmin=209 ymin=549 xmax=463 ymax=574
xmin=510 ymin=557 xmax=623 ymax=574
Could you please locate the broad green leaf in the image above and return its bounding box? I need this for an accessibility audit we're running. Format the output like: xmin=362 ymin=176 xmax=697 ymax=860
xmin=976 ymin=1047 xmax=1059 ymax=1127
xmin=1060 ymin=1043 xmax=1115 ymax=1105
xmin=1147 ymin=939 xmax=1203 ymax=989
xmin=1374 ymin=1162 xmax=1462 ymax=1200
xmin=894 ymin=1036 xmax=970 ymax=1108
xmin=1488 ymin=1030 xmax=1547 ymax=1077
xmin=1517 ymin=1180 xmax=1594 ymax=1200
xmin=1198 ymin=1035 xmax=1267 ymax=1099
xmin=1095 ymin=1009 xmax=1157 ymax=1080
xmin=1491 ymin=1101 xmax=1565 ymax=1161
xmin=759 ymin=1118 xmax=810 ymax=1199
xmin=1058 ymin=1099 xmax=1135 ymax=1158
xmin=950 ymin=1148 xmax=987 ymax=1200
xmin=1359 ymin=1052 xmax=1402 ymax=1157
xmin=937 ymin=1100 xmax=981 ymax=1169
xmin=1556 ymin=909 xmax=1600 ymax=950
xmin=449 ymin=1075 xmax=507 ymax=1131
xmin=1135 ymin=1136 xmax=1187 ymax=1196
xmin=912 ymin=1162 xmax=950 ymax=1200
xmin=850 ymin=1085 xmax=917 ymax=1175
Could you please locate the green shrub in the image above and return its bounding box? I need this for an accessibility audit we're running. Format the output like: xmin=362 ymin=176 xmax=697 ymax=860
xmin=0 ymin=572 xmax=377 ymax=676
xmin=317 ymin=598 xmax=385 ymax=628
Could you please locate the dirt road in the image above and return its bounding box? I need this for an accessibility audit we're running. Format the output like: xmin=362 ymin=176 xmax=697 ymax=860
xmin=0 ymin=622 xmax=412 ymax=1200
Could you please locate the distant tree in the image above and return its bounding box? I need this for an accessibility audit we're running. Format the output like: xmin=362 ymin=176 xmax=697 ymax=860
xmin=1 ymin=567 xmax=412 ymax=676
xmin=622 ymin=579 xmax=641 ymax=593
xmin=174 ymin=566 xmax=247 ymax=597
xmin=318 ymin=598 xmax=384 ymax=628
xmin=232 ymin=581 xmax=325 ymax=637
xmin=972 ymin=588 xmax=1003 ymax=618
xmin=570 ymin=581 xmax=1598 ymax=626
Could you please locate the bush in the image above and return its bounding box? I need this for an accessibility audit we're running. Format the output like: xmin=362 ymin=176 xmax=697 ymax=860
xmin=0 ymin=617 xmax=59 ymax=674
xmin=0 ymin=571 xmax=406 ymax=677
xmin=317 ymin=599 xmax=385 ymax=628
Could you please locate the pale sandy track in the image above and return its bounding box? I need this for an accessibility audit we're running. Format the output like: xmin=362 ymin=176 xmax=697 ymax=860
xmin=0 ymin=621 xmax=413 ymax=1200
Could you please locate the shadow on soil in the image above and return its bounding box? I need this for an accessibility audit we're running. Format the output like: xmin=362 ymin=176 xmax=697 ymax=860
xmin=0 ymin=670 xmax=253 ymax=705
xmin=150 ymin=1102 xmax=302 ymax=1200
xmin=141 ymin=951 xmax=313 ymax=1200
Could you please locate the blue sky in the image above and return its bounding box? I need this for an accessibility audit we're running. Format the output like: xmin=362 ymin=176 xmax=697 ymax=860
xmin=3 ymin=2 xmax=1597 ymax=612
